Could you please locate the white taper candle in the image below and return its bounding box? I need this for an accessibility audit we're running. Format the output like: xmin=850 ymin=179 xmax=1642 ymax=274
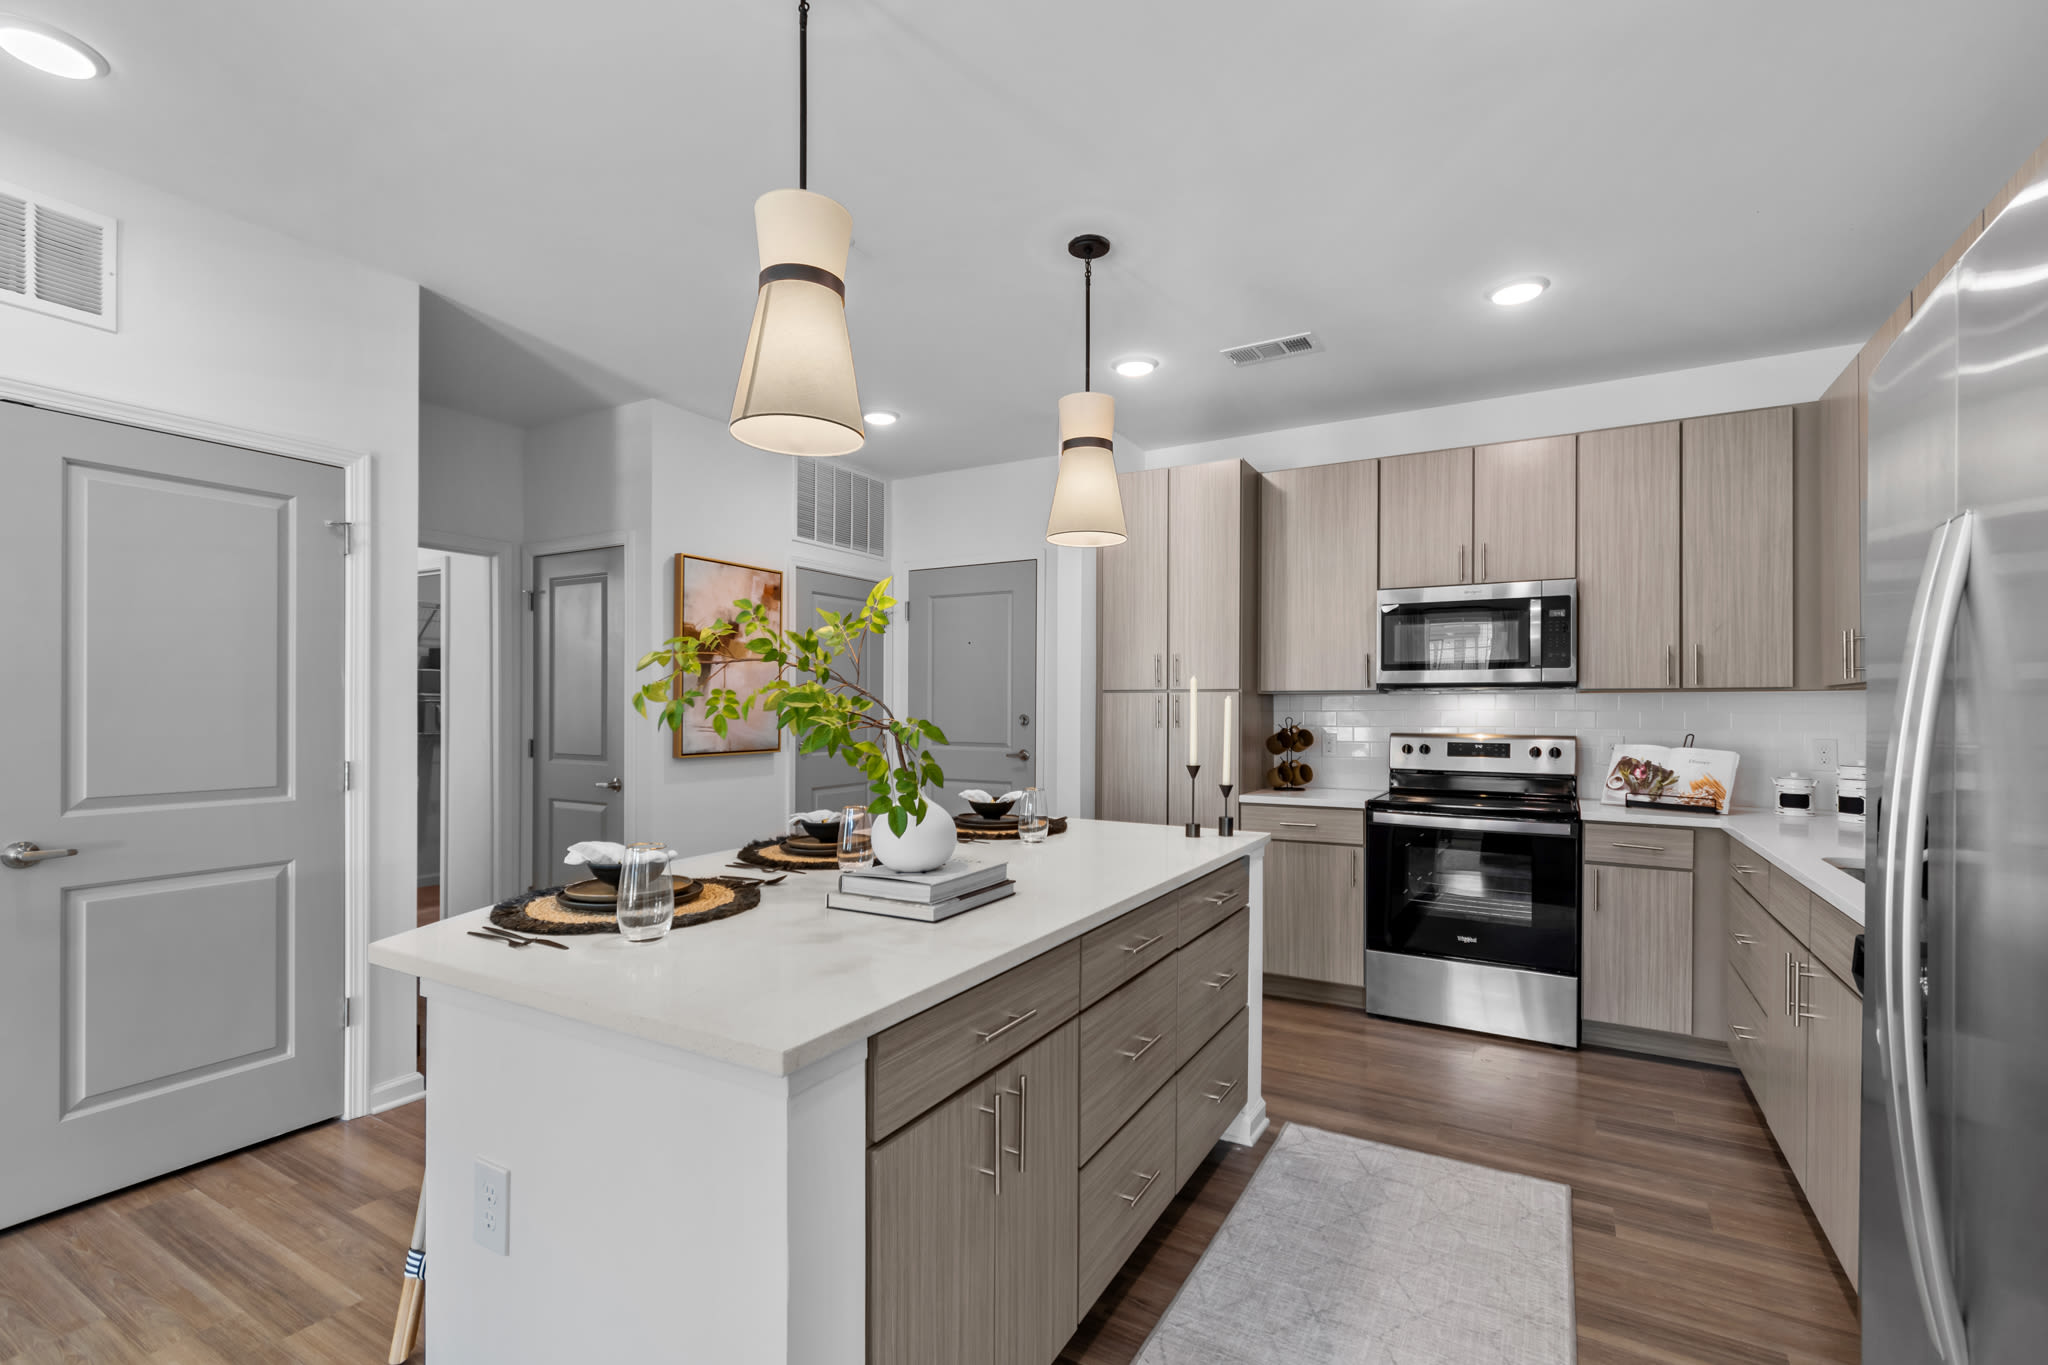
xmin=1187 ymin=678 xmax=1198 ymax=765
xmin=1222 ymin=693 xmax=1234 ymax=784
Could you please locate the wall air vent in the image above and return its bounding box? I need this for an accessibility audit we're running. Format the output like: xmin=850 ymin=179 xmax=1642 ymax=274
xmin=795 ymin=459 xmax=886 ymax=558
xmin=1220 ymin=331 xmax=1321 ymax=367
xmin=0 ymin=180 xmax=117 ymax=330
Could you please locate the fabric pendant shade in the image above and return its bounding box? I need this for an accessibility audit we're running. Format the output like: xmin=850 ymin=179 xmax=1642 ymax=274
xmin=730 ymin=188 xmax=865 ymax=457
xmin=1046 ymin=391 xmax=1126 ymax=546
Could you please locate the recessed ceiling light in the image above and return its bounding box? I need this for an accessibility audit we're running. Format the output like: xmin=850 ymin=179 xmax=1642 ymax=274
xmin=862 ymin=410 xmax=898 ymax=427
xmin=0 ymin=17 xmax=108 ymax=80
xmin=1112 ymin=357 xmax=1159 ymax=379
xmin=1489 ymin=277 xmax=1549 ymax=307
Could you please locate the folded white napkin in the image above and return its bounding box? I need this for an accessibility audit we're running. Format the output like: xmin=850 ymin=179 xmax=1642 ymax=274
xmin=960 ymin=790 xmax=1026 ymax=803
xmin=788 ymin=809 xmax=838 ymax=826
xmin=564 ymin=841 xmax=626 ymax=867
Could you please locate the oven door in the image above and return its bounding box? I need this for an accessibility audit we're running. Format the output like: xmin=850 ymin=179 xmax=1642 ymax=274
xmin=1367 ymin=811 xmax=1581 ymax=975
xmin=1376 ymin=581 xmax=1576 ymax=686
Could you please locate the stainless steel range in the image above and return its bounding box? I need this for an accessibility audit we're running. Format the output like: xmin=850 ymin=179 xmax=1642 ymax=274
xmin=1366 ymin=734 xmax=1581 ymax=1047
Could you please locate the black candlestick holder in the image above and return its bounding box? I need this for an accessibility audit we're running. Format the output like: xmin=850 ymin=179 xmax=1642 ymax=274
xmin=1217 ymin=783 xmax=1235 ymax=836
xmin=1184 ymin=763 xmax=1203 ymax=837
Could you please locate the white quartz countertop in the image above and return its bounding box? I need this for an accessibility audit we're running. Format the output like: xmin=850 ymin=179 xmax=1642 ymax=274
xmin=1239 ymin=787 xmax=1379 ymax=810
xmin=369 ymin=819 xmax=1268 ymax=1077
xmin=1583 ymin=804 xmax=1867 ymax=923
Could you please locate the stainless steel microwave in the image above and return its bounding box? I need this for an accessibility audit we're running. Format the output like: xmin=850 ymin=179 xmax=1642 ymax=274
xmin=1375 ymin=580 xmax=1577 ymax=688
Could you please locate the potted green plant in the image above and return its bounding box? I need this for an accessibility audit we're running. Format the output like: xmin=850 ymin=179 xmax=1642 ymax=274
xmin=631 ymin=577 xmax=958 ymax=869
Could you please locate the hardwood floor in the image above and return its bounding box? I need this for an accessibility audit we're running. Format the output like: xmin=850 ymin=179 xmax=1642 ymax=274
xmin=0 ymin=999 xmax=1857 ymax=1364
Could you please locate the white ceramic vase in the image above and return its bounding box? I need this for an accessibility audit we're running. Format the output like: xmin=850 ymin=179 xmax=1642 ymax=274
xmin=871 ymin=798 xmax=958 ymax=873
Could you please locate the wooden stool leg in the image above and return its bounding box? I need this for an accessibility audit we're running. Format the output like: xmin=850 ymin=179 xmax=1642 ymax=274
xmin=388 ymin=1183 xmax=427 ymax=1363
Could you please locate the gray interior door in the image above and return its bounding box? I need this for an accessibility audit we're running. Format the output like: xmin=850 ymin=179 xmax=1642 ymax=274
xmin=533 ymin=547 xmax=625 ymax=887
xmin=0 ymin=400 xmax=346 ymax=1231
xmin=908 ymin=561 xmax=1038 ymax=814
xmin=791 ymin=568 xmax=882 ymax=815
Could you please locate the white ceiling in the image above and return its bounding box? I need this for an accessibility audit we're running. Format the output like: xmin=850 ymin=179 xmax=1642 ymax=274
xmin=5 ymin=2 xmax=2048 ymax=476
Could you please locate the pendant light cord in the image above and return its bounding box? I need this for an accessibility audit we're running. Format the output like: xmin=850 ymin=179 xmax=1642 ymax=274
xmin=1083 ymin=259 xmax=1092 ymax=393
xmin=798 ymin=0 xmax=810 ymax=190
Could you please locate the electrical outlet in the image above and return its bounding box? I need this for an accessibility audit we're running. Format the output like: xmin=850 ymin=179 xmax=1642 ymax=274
xmin=474 ymin=1158 xmax=510 ymax=1255
xmin=1323 ymin=730 xmax=1333 ymax=754
xmin=1811 ymin=738 xmax=1839 ymax=770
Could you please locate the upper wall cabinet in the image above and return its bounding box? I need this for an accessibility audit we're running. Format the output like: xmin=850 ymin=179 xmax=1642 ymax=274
xmin=1378 ymin=447 xmax=1473 ymax=589
xmin=1166 ymin=461 xmax=1258 ymax=694
xmin=1577 ymin=422 xmax=1681 ymax=690
xmin=1259 ymin=460 xmax=1377 ymax=693
xmin=1812 ymin=360 xmax=1863 ymax=688
xmin=1473 ymin=436 xmax=1575 ymax=582
xmin=1097 ymin=469 xmax=1168 ymax=691
xmin=1681 ymin=409 xmax=1794 ymax=689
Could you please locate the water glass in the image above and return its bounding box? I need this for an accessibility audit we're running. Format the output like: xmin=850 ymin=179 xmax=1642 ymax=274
xmin=838 ymin=806 xmax=875 ymax=869
xmin=1016 ymin=787 xmax=1049 ymax=843
xmin=615 ymin=842 xmax=677 ymax=943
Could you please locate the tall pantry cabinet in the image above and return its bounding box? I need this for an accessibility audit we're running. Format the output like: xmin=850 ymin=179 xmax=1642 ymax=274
xmin=1096 ymin=461 xmax=1263 ymax=828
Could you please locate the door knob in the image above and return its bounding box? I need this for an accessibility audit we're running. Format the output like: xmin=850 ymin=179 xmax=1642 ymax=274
xmin=595 ymin=778 xmax=623 ymax=792
xmin=3 ymin=841 xmax=79 ymax=870
xmin=1006 ymin=749 xmax=1031 ymax=762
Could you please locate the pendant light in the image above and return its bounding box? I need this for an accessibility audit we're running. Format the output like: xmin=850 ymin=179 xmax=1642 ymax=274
xmin=1045 ymin=234 xmax=1128 ymax=547
xmin=730 ymin=0 xmax=865 ymax=457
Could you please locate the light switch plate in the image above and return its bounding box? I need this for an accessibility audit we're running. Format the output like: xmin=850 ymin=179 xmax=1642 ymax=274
xmin=1811 ymin=738 xmax=1839 ymax=770
xmin=474 ymin=1158 xmax=510 ymax=1255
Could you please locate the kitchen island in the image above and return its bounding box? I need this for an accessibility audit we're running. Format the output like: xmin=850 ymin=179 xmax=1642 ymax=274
xmin=368 ymin=819 xmax=1268 ymax=1365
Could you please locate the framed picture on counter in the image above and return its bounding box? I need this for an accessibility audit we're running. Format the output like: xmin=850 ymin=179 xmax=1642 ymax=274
xmin=673 ymin=553 xmax=783 ymax=757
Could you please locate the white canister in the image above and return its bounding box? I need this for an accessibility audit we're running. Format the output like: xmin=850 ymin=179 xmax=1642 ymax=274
xmin=1775 ymin=772 xmax=1818 ymax=816
xmin=1836 ymin=763 xmax=1867 ymax=824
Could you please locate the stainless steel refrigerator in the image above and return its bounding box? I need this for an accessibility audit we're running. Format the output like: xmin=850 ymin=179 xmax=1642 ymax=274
xmin=1863 ymin=177 xmax=2048 ymax=1363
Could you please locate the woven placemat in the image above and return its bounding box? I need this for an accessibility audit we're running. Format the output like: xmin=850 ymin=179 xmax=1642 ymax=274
xmin=736 ymin=837 xmax=843 ymax=872
xmin=489 ymin=877 xmax=759 ymax=936
xmin=958 ymin=815 xmax=1068 ymax=841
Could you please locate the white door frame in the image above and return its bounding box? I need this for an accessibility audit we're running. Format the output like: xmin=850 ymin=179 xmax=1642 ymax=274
xmin=421 ymin=532 xmax=524 ymax=903
xmin=0 ymin=374 xmax=377 ymax=1119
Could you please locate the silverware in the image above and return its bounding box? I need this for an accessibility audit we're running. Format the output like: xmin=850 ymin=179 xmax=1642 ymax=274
xmin=720 ymin=873 xmax=789 ymax=886
xmin=476 ymin=926 xmax=569 ymax=951
xmin=468 ymin=930 xmax=531 ymax=949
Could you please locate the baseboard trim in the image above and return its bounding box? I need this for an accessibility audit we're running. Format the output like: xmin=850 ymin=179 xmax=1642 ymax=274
xmin=1263 ymin=975 xmax=1368 ymax=1011
xmin=370 ymin=1071 xmax=427 ymax=1114
xmin=1583 ymin=1021 xmax=1735 ymax=1068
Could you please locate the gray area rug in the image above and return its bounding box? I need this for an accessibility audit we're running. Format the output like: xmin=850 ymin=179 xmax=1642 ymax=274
xmin=1134 ymin=1124 xmax=1577 ymax=1365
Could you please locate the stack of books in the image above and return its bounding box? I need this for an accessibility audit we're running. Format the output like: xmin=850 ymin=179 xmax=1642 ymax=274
xmin=827 ymin=855 xmax=1015 ymax=923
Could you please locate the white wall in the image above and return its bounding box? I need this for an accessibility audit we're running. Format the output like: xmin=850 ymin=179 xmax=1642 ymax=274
xmin=420 ymin=401 xmax=525 ymax=545
xmin=0 ymin=132 xmax=423 ymax=1112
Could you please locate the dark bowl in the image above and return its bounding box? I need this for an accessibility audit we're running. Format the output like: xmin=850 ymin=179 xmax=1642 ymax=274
xmin=588 ymin=863 xmax=623 ymax=888
xmin=969 ymin=799 xmax=1016 ymax=820
xmin=798 ymin=819 xmax=844 ymax=845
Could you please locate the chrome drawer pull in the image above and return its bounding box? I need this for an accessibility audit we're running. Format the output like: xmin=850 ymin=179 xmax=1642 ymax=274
xmin=977 ymin=1091 xmax=1003 ymax=1195
xmin=1734 ymin=864 xmax=1759 ymax=874
xmin=1118 ymin=1033 xmax=1161 ymax=1062
xmin=1115 ymin=1169 xmax=1161 ymax=1205
xmin=1005 ymin=1074 xmax=1027 ymax=1173
xmin=975 ymin=1009 xmax=1037 ymax=1044
xmin=1203 ymin=1077 xmax=1240 ymax=1104
xmin=1203 ymin=890 xmax=1239 ymax=905
xmin=1120 ymin=933 xmax=1163 ymax=955
xmin=1204 ymin=970 xmax=1240 ymax=990
xmin=1279 ymin=822 xmax=1319 ymax=828
xmin=1732 ymin=933 xmax=1757 ymax=946
xmin=1730 ymin=1025 xmax=1756 ymax=1041
xmin=1609 ymin=841 xmax=1667 ymax=852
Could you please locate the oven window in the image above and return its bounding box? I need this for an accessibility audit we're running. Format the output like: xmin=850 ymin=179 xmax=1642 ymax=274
xmin=1368 ymin=824 xmax=1579 ymax=975
xmin=1380 ymin=601 xmax=1535 ymax=673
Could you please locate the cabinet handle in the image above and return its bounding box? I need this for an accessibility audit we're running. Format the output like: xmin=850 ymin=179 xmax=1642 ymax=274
xmin=1851 ymin=630 xmax=1864 ymax=678
xmin=1117 ymin=1033 xmax=1162 ymax=1062
xmin=977 ymin=1090 xmax=1003 ymax=1195
xmin=1365 ymin=651 xmax=1374 ymax=686
xmin=975 ymin=1008 xmax=1037 ymax=1044
xmin=1730 ymin=1024 xmax=1756 ymax=1041
xmin=1785 ymin=953 xmax=1794 ymax=1018
xmin=1203 ymin=1076 xmax=1240 ymax=1104
xmin=1734 ymin=864 xmax=1759 ymax=875
xmin=1667 ymin=643 xmax=1676 ymax=685
xmin=1155 ymin=653 xmax=1163 ymax=686
xmin=1796 ymin=962 xmax=1817 ymax=1026
xmin=1609 ymin=841 xmax=1666 ymax=852
xmin=1591 ymin=867 xmax=1601 ymax=912
xmin=1695 ymin=643 xmax=1704 ymax=687
xmin=1458 ymin=545 xmax=1466 ymax=583
xmin=1279 ymin=821 xmax=1319 ymax=828
xmin=1172 ymin=695 xmax=1181 ymax=728
xmin=1115 ymin=1168 xmax=1162 ymax=1206
xmin=1172 ymin=654 xmax=1181 ymax=687
xmin=1841 ymin=628 xmax=1851 ymax=683
xmin=1005 ymin=1073 xmax=1027 ymax=1173
xmin=1155 ymin=697 xmax=1163 ymax=729
xmin=1481 ymin=543 xmax=1488 ymax=581
xmin=1202 ymin=890 xmax=1239 ymax=905
xmin=1733 ymin=933 xmax=1757 ymax=946
xmin=1204 ymin=970 xmax=1240 ymax=991
xmin=1120 ymin=933 xmax=1164 ymax=956
xmin=1352 ymin=849 xmax=1359 ymax=888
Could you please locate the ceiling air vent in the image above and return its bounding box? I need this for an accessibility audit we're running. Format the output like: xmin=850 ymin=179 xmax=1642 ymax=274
xmin=1220 ymin=331 xmax=1321 ymax=367
xmin=796 ymin=459 xmax=886 ymax=558
xmin=0 ymin=180 xmax=117 ymax=331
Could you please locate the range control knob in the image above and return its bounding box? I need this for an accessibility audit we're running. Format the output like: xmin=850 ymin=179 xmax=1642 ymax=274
xmin=1529 ymin=745 xmax=1542 ymax=759
xmin=1401 ymin=743 xmax=1413 ymax=755
xmin=1418 ymin=743 xmax=1431 ymax=755
xmin=1548 ymin=746 xmax=1563 ymax=759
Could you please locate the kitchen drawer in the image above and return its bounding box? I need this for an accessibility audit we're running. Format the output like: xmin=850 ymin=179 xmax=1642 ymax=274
xmin=1240 ymin=803 xmax=1366 ymax=846
xmin=1727 ymin=876 xmax=1780 ymax=1015
xmin=1728 ymin=857 xmax=1770 ymax=912
xmin=1078 ymin=957 xmax=1179 ymax=1161
xmin=1583 ymin=822 xmax=1695 ymax=871
xmin=1078 ymin=1080 xmax=1177 ymax=1310
xmin=1172 ymin=857 xmax=1251 ymax=944
xmin=1080 ymin=893 xmax=1180 ymax=1010
xmin=869 ymin=940 xmax=1079 ymax=1144
xmin=1808 ymin=898 xmax=1861 ymax=996
xmin=1176 ymin=908 xmax=1249 ymax=1067
xmin=1725 ymin=961 xmax=1768 ymax=1088
xmin=1175 ymin=1006 xmax=1248 ymax=1187
xmin=1765 ymin=865 xmax=1814 ymax=945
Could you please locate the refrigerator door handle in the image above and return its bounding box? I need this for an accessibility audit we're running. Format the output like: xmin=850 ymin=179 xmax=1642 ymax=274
xmin=1880 ymin=508 xmax=1975 ymax=1365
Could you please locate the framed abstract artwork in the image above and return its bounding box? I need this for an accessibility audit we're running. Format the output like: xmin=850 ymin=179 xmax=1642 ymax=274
xmin=673 ymin=554 xmax=784 ymax=757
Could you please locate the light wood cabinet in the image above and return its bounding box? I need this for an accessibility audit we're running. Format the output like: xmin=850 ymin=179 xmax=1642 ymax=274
xmin=1801 ymin=964 xmax=1861 ymax=1289
xmin=1258 ymin=460 xmax=1377 ymax=692
xmin=868 ymin=1067 xmax=997 ymax=1364
xmin=1582 ymin=864 xmax=1693 ymax=1034
xmin=1808 ymin=361 xmax=1864 ymax=688
xmin=1473 ymin=435 xmax=1575 ymax=582
xmin=1576 ymin=422 xmax=1681 ymax=690
xmin=1263 ymin=840 xmax=1363 ymax=986
xmin=1097 ymin=469 xmax=1167 ymax=691
xmin=1096 ymin=692 xmax=1166 ymax=825
xmin=992 ymin=1024 xmax=1079 ymax=1365
xmin=1681 ymin=409 xmax=1794 ymax=689
xmin=1378 ymin=447 xmax=1473 ymax=588
xmin=1166 ymin=461 xmax=1255 ymax=693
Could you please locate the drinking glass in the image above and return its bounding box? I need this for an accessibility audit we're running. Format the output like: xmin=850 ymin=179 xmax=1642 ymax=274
xmin=838 ymin=806 xmax=875 ymax=869
xmin=615 ymin=842 xmax=677 ymax=943
xmin=1016 ymin=787 xmax=1049 ymax=843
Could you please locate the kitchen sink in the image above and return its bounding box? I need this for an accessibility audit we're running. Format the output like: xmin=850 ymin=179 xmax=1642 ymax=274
xmin=1823 ymin=856 xmax=1865 ymax=883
